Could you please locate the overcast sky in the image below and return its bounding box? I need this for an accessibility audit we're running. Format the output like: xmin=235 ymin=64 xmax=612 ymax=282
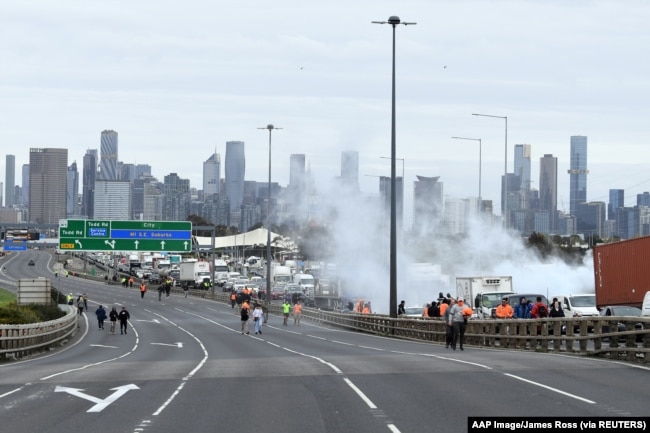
xmin=2 ymin=0 xmax=650 ymax=226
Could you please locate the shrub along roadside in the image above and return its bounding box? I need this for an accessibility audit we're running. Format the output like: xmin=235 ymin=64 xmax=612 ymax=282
xmin=0 ymin=288 xmax=67 ymax=325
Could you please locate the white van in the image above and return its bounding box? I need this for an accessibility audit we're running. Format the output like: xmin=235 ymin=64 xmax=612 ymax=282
xmin=642 ymin=291 xmax=650 ymax=317
xmin=555 ymin=294 xmax=599 ymax=317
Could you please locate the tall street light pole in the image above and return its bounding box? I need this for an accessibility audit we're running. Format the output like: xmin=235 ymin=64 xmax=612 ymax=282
xmin=258 ymin=124 xmax=282 ymax=305
xmin=472 ymin=113 xmax=508 ymax=227
xmin=451 ymin=137 xmax=482 ymax=214
xmin=380 ymin=156 xmax=405 ymax=234
xmin=373 ymin=16 xmax=415 ymax=319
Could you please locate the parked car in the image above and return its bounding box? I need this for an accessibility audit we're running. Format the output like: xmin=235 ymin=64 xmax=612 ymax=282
xmin=599 ymin=305 xmax=643 ymax=342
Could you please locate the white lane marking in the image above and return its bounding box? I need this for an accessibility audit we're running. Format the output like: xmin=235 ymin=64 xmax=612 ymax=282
xmin=41 ymin=322 xmax=139 ymax=381
xmin=359 ymin=345 xmax=385 ymax=351
xmin=504 ymin=373 xmax=596 ymax=404
xmin=54 ymin=384 xmax=140 ymax=413
xmin=343 ymin=377 xmax=377 ymax=409
xmin=307 ymin=335 xmax=327 ymax=340
xmin=150 ymin=342 xmax=183 ymax=348
xmin=332 ymin=340 xmax=354 ymax=346
xmin=90 ymin=344 xmax=118 ymax=348
xmin=0 ymin=387 xmax=24 ymax=399
xmin=146 ymin=310 xmax=209 ymax=416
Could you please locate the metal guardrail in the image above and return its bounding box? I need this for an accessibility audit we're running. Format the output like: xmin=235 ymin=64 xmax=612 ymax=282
xmin=297 ymin=311 xmax=650 ymax=364
xmin=0 ymin=304 xmax=78 ymax=360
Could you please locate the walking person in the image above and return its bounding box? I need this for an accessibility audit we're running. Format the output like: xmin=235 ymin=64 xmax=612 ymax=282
xmin=109 ymin=306 xmax=118 ymax=334
xmin=82 ymin=293 xmax=88 ymax=311
xmin=282 ymin=299 xmax=291 ymax=326
xmin=95 ymin=305 xmax=107 ymax=330
xmin=158 ymin=284 xmax=164 ymax=301
xmin=240 ymin=301 xmax=250 ymax=334
xmin=230 ymin=290 xmax=237 ymax=309
xmin=253 ymin=303 xmax=264 ymax=334
xmin=397 ymin=300 xmax=406 ymax=316
xmin=448 ymin=297 xmax=473 ymax=351
xmin=76 ymin=295 xmax=85 ymax=315
xmin=140 ymin=282 xmax=147 ymax=299
xmin=118 ymin=306 xmax=130 ymax=335
xmin=293 ymin=300 xmax=302 ymax=326
xmin=183 ymin=285 xmax=189 ymax=298
xmin=441 ymin=298 xmax=454 ymax=348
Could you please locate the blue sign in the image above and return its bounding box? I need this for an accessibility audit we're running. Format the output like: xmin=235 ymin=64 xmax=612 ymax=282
xmin=4 ymin=242 xmax=27 ymax=251
xmin=89 ymin=227 xmax=108 ymax=237
xmin=110 ymin=230 xmax=192 ymax=240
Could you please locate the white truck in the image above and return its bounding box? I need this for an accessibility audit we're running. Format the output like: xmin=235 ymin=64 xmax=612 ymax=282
xmin=213 ymin=259 xmax=230 ymax=287
xmin=293 ymin=273 xmax=316 ymax=302
xmin=455 ymin=276 xmax=514 ymax=319
xmin=271 ymin=265 xmax=292 ymax=285
xmin=179 ymin=260 xmax=212 ymax=289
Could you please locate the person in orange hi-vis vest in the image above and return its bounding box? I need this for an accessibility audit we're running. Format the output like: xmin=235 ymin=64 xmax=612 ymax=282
xmin=139 ymin=282 xmax=147 ymax=299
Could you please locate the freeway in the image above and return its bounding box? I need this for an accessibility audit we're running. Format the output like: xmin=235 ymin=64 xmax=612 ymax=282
xmin=0 ymin=251 xmax=649 ymax=433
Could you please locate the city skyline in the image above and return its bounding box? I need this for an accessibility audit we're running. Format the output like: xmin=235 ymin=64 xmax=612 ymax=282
xmin=2 ymin=1 xmax=650 ymax=223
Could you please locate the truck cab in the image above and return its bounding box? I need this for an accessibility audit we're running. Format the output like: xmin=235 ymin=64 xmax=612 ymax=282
xmin=555 ymin=294 xmax=599 ymax=317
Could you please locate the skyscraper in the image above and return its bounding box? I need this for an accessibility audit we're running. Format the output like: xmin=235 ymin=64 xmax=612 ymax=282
xmin=29 ymin=148 xmax=68 ymax=224
xmin=289 ymin=154 xmax=306 ymax=191
xmin=21 ymin=164 xmax=29 ymax=206
xmin=225 ymin=141 xmax=245 ymax=215
xmin=67 ymin=162 xmax=79 ymax=216
xmin=608 ymin=189 xmax=624 ymax=220
xmin=568 ymin=135 xmax=588 ymax=216
xmin=340 ymin=150 xmax=359 ymax=192
xmin=412 ymin=175 xmax=443 ymax=234
xmin=94 ymin=180 xmax=132 ymax=220
xmin=82 ymin=149 xmax=97 ymax=218
xmin=98 ymin=130 xmax=118 ymax=180
xmin=514 ymin=144 xmax=531 ymax=191
xmin=5 ymin=155 xmax=15 ymax=208
xmin=203 ymin=152 xmax=221 ymax=197
xmin=539 ymin=154 xmax=558 ymax=231
xmin=162 ymin=173 xmax=191 ymax=221
xmin=379 ymin=176 xmax=403 ymax=231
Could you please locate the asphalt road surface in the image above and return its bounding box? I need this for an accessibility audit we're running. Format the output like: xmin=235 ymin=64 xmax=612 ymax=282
xmin=1 ymin=251 xmax=648 ymax=433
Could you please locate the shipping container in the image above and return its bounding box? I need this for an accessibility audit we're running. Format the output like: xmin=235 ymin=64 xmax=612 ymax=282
xmin=593 ymin=236 xmax=650 ymax=308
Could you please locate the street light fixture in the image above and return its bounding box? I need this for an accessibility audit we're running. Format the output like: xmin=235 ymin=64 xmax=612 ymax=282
xmin=472 ymin=113 xmax=508 ymax=227
xmin=373 ymin=16 xmax=416 ymax=319
xmin=451 ymin=137 xmax=482 ymax=213
xmin=258 ymin=124 xmax=282 ymax=304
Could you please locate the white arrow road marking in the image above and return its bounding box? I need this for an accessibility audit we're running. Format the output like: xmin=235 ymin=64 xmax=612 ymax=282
xmin=54 ymin=384 xmax=140 ymax=412
xmin=136 ymin=319 xmax=160 ymax=324
xmin=151 ymin=342 xmax=183 ymax=348
xmin=90 ymin=344 xmax=118 ymax=348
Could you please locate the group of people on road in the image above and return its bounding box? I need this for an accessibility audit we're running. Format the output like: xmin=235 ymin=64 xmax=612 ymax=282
xmin=495 ymin=296 xmax=564 ymax=320
xmin=94 ymin=305 xmax=130 ymax=334
xmin=240 ymin=301 xmax=267 ymax=334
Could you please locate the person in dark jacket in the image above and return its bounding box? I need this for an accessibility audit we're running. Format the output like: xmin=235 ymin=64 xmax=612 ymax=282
xmin=95 ymin=305 xmax=107 ymax=329
xmin=118 ymin=306 xmax=130 ymax=335
xmin=549 ymin=297 xmax=565 ymax=317
xmin=109 ymin=307 xmax=118 ymax=334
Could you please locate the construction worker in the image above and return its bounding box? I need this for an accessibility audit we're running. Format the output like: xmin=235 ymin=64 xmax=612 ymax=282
xmin=282 ymin=299 xmax=291 ymax=325
xmin=128 ymin=276 xmax=134 ymax=288
xmin=361 ymin=302 xmax=372 ymax=314
xmin=230 ymin=290 xmax=237 ymax=309
xmin=66 ymin=292 xmax=74 ymax=306
xmin=140 ymin=281 xmax=147 ymax=299
xmin=495 ymin=297 xmax=514 ymax=319
xmin=293 ymin=300 xmax=302 ymax=326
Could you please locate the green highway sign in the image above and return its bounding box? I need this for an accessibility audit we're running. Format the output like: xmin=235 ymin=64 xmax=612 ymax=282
xmin=58 ymin=219 xmax=192 ymax=252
